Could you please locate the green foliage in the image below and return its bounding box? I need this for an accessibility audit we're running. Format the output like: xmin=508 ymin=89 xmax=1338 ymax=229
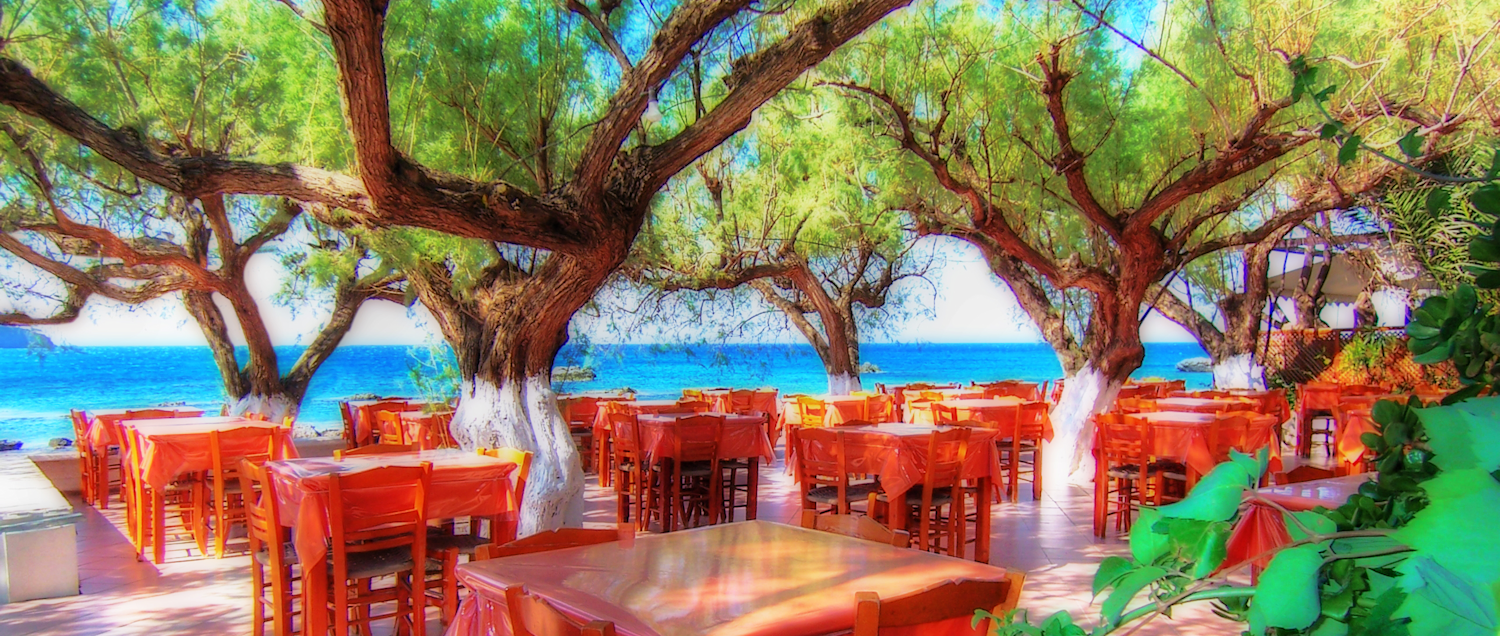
xmin=407 ymin=341 xmax=460 ymax=408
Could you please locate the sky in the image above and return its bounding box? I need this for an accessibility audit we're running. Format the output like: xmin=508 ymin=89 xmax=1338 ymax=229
xmin=32 ymin=236 xmax=1204 ymax=348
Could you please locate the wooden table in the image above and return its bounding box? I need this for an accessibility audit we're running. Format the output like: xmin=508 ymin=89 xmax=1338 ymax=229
xmin=1124 ymin=411 xmax=1279 ymax=481
xmin=905 ymin=388 xmax=984 ymax=423
xmin=637 ymin=413 xmax=774 ymax=529
xmin=815 ymin=423 xmax=1002 ymax=562
xmin=449 ymin=520 xmax=1020 ymax=636
xmin=85 ymin=407 xmax=206 ymax=451
xmin=935 ymin=397 xmax=1024 ymax=424
xmin=124 ymin=416 xmax=295 ymax=562
xmin=266 ymin=450 xmax=519 ymax=636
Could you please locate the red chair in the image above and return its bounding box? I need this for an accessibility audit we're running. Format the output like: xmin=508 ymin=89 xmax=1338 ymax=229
xmin=326 ymin=463 xmax=433 ymax=636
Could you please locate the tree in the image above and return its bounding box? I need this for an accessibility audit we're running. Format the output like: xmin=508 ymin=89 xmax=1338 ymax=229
xmin=0 ymin=0 xmax=918 ymax=528
xmin=0 ymin=2 xmax=402 ymax=417
xmin=628 ymin=102 xmax=934 ymax=394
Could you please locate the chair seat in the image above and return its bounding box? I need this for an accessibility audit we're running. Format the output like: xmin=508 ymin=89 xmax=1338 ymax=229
xmin=426 ymin=532 xmax=489 ymax=554
xmin=807 ymin=481 xmax=879 ymax=505
xmin=1152 ymin=460 xmax=1188 ymax=481
xmin=329 ymin=547 xmax=416 ymax=580
xmin=875 ymin=487 xmax=955 ymax=507
xmin=254 ymin=542 xmax=300 ymax=566
xmin=678 ymin=461 xmax=715 ymax=478
xmin=720 ymin=459 xmax=752 ymax=469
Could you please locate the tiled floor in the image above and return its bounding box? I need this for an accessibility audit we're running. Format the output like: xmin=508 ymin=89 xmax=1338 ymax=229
xmin=1 ymin=451 xmax=1256 ymax=636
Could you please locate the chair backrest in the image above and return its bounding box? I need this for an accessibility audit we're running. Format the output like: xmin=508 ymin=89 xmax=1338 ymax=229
xmin=864 ymin=394 xmax=894 ymax=422
xmin=124 ymin=409 xmax=178 ymax=421
xmin=923 ymin=428 xmax=968 ymax=491
xmin=68 ymin=411 xmax=93 ymax=460
xmin=674 ymin=400 xmax=712 ymax=413
xmin=728 ymin=390 xmax=756 ymax=414
xmin=799 ymin=510 xmax=910 ymax=548
xmin=209 ymin=427 xmax=281 ymax=486
xmin=795 ymin=396 xmax=827 ymax=422
xmin=376 ymin=410 xmax=407 ymax=445
xmin=481 ymin=447 xmax=533 ymax=515
xmin=606 ymin=411 xmax=642 ymax=456
xmin=1299 ymin=383 xmax=1343 ymax=410
xmin=931 ymin=403 xmax=958 ymax=425
xmin=670 ymin=415 xmax=723 ymax=463
xmin=1114 ymin=397 xmax=1157 ymax=414
xmin=475 ymin=527 xmax=621 ymax=560
xmin=681 ymin=388 xmax=706 ymax=400
xmin=237 ymin=459 xmax=290 ymax=573
xmin=794 ymin=427 xmax=851 ymax=513
xmin=246 ymin=412 xmax=270 ymax=422
xmin=334 ymin=443 xmax=419 ymax=459
xmin=355 ymin=400 xmax=410 ymax=446
xmin=505 ymin=584 xmax=617 ymax=636
xmin=338 ymin=401 xmax=358 ymax=447
xmin=1210 ymin=412 xmax=1254 ymax=461
xmin=1095 ymin=412 xmax=1148 ymax=469
xmin=852 ymin=575 xmax=1026 ymax=636
xmin=562 ymin=397 xmax=603 ymax=426
xmin=1017 ymin=402 xmax=1049 ymax=439
xmin=327 ymin=463 xmax=431 ymax=581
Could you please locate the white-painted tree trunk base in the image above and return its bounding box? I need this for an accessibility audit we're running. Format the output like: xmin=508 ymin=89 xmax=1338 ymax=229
xmin=449 ymin=376 xmax=584 ymax=535
xmin=228 ymin=393 xmax=295 ymax=422
xmin=827 ymin=372 xmax=862 ymax=396
xmin=1212 ymin=354 xmax=1266 ymax=390
xmin=1045 ymin=367 xmax=1120 ymax=486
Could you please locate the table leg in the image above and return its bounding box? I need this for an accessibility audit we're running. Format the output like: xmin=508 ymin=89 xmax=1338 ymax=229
xmin=305 ymin=555 xmax=329 ymax=636
xmin=747 ymin=458 xmax=759 ymax=521
xmin=891 ymin=488 xmax=908 ymax=547
xmin=660 ymin=460 xmax=675 ymax=533
xmin=1296 ymin=409 xmax=1310 ymax=458
xmin=153 ymin=489 xmax=166 ymax=564
xmin=977 ymin=476 xmax=992 ymax=564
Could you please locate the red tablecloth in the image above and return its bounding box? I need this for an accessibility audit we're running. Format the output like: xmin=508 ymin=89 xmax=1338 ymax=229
xmin=636 ymin=413 xmax=774 ymax=463
xmin=449 ymin=521 xmax=1017 ymax=636
xmin=904 ymin=389 xmax=983 ymax=423
xmin=85 ymin=407 xmax=204 ymax=451
xmin=1152 ymin=397 xmax=1253 ymax=413
xmin=934 ymin=398 xmax=1056 ymax=440
xmin=126 ymin=416 xmax=296 ymax=489
xmin=265 ymin=449 xmax=518 ymax=568
xmin=345 ymin=398 xmax=420 ymax=445
xmin=1126 ymin=411 xmax=1279 ymax=478
xmin=1224 ymin=474 xmax=1372 ymax=570
xmin=822 ymin=395 xmax=872 ymax=426
xmin=803 ymin=423 xmax=1003 ymax=499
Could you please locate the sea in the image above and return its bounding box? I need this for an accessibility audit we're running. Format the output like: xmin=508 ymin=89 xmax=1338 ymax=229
xmin=0 ymin=342 xmax=1209 ymax=451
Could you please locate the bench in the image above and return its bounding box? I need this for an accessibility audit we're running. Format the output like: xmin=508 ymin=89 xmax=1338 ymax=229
xmin=0 ymin=453 xmax=81 ymax=604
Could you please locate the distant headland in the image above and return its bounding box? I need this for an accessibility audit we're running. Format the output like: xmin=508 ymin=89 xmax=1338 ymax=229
xmin=0 ymin=326 xmax=50 ymax=349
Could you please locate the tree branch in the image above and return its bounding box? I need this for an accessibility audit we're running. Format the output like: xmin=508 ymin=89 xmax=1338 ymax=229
xmin=566 ymin=0 xmax=632 ymax=73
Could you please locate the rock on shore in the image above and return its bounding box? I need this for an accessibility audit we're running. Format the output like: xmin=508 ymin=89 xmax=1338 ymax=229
xmin=1176 ymin=357 xmax=1213 ymax=373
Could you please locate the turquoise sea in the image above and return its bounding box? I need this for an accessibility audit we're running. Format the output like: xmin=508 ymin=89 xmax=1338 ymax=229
xmin=0 ymin=342 xmax=1209 ymax=451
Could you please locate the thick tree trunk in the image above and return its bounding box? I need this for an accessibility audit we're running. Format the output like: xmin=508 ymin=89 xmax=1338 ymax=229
xmin=1046 ymin=365 xmax=1123 ymax=487
xmin=1212 ymin=354 xmax=1265 ymax=390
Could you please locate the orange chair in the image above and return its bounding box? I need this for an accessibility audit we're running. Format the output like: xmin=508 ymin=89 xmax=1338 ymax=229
xmin=800 ymin=510 xmax=910 ymax=548
xmin=238 ymin=460 xmax=301 ymax=636
xmin=1092 ymin=413 xmax=1162 ymax=537
xmin=864 ymin=394 xmax=895 ymax=422
xmin=1296 ymin=383 xmax=1342 ymax=457
xmin=663 ymin=415 xmax=724 ymax=531
xmin=794 ymin=427 xmax=878 ymax=514
xmin=207 ymin=427 xmax=282 ymax=558
xmin=728 ymin=389 xmax=756 ymax=414
xmin=473 ymin=527 xmax=622 ymax=561
xmin=119 ymin=424 xmax=205 ymax=562
xmin=334 ymin=443 xmax=418 ymax=459
xmin=932 ymin=403 xmax=958 ymax=425
xmin=355 ymin=400 xmax=410 ymax=447
xmin=1002 ymin=402 xmax=1049 ymax=501
xmin=852 ymin=575 xmax=1026 ymax=636
xmin=795 ymin=396 xmax=828 ymax=427
xmin=504 ymin=585 xmax=618 ymax=636
xmin=1114 ymin=397 xmax=1158 ymax=414
xmin=69 ymin=410 xmax=104 ymax=507
xmin=326 ymin=463 xmax=433 ymax=636
xmin=607 ymin=412 xmax=657 ymax=530
xmin=338 ymin=400 xmax=359 ymax=449
xmin=873 ymin=429 xmax=969 ymax=556
xmin=428 ymin=448 xmax=533 ymax=624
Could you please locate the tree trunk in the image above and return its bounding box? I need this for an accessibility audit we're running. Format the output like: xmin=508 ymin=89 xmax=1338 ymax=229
xmin=1046 ymin=364 xmax=1123 ymax=487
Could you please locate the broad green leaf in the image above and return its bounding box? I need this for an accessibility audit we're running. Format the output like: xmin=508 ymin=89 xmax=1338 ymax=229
xmin=1156 ymin=461 xmax=1255 ymax=522
xmin=1426 ymin=189 xmax=1452 ymax=217
xmin=1100 ymin=566 xmax=1167 ymax=624
xmin=1393 ymin=471 xmax=1500 ymax=600
xmin=1188 ymin=521 xmax=1232 ymax=578
xmin=1320 ymin=123 xmax=1341 ymax=140
xmin=1407 ymin=321 xmax=1441 ymax=340
xmin=1415 ymin=398 xmax=1500 ymax=472
xmin=1286 ymin=510 xmax=1339 ymax=542
xmin=1412 ymin=341 xmax=1453 ymax=365
xmin=1472 ymin=185 xmax=1500 ymax=217
xmin=1092 ymin=556 xmax=1133 ymax=597
xmin=1229 ymin=448 xmax=1269 ymax=482
xmin=1471 ymin=268 xmax=1500 ymax=290
xmin=1452 ymin=285 xmax=1479 ymax=318
xmin=1469 ymin=239 xmax=1500 ymax=263
xmin=1255 ymin=544 xmax=1326 ymax=629
xmin=1394 ymin=556 xmax=1498 ymax=636
xmin=1398 ymin=128 xmax=1424 ymax=158
xmin=1339 ymin=135 xmax=1363 ymax=165
xmin=1129 ymin=508 xmax=1170 ymax=563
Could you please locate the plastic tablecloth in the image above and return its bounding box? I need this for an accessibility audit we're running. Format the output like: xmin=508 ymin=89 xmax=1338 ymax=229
xmin=933 ymin=397 xmax=1051 ymax=438
xmin=636 ymin=413 xmax=773 ymax=463
xmin=449 ymin=520 xmax=1016 ymax=636
xmin=1152 ymin=397 xmax=1253 ymax=413
xmin=265 ymin=449 xmax=517 ymax=568
xmin=126 ymin=416 xmax=295 ymax=489
xmin=1125 ymin=412 xmax=1279 ymax=478
xmin=85 ymin=407 xmax=204 ymax=451
xmin=592 ymin=400 xmax=704 ymax=436
xmin=1224 ymin=474 xmax=1372 ymax=570
xmin=822 ymin=395 xmax=874 ymax=426
xmin=346 ymin=398 xmax=419 ymax=445
xmin=904 ymin=389 xmax=983 ymax=423
xmin=802 ymin=423 xmax=1002 ymax=499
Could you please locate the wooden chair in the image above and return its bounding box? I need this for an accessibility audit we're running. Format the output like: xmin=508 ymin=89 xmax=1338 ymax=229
xmin=238 ymin=459 xmax=301 ymax=636
xmin=428 ymin=448 xmax=533 ymax=624
xmin=852 ymin=575 xmax=1026 ymax=636
xmin=119 ymin=424 xmax=205 ymax=562
xmin=1295 ymin=383 xmax=1342 ymax=457
xmin=874 ymin=429 xmax=969 ymax=556
xmin=664 ymin=415 xmax=724 ymax=531
xmin=1002 ymin=402 xmax=1049 ymax=501
xmin=799 ymin=510 xmax=910 ymax=548
xmin=794 ymin=427 xmax=878 ymax=514
xmin=607 ymin=412 xmax=657 ymax=531
xmin=564 ymin=398 xmax=601 ymax=473
xmin=795 ymin=396 xmax=828 ymax=427
xmin=1114 ymin=397 xmax=1157 ymax=414
xmin=932 ymin=403 xmax=959 ymax=425
xmin=375 ymin=410 xmax=409 ymax=446
xmin=355 ymin=400 xmax=410 ymax=447
xmin=1092 ymin=413 xmax=1162 ymax=537
xmin=326 ymin=463 xmax=433 ymax=636
xmin=207 ymin=427 xmax=281 ymax=558
xmin=338 ymin=400 xmax=359 ymax=449
xmin=334 ymin=443 xmax=419 ymax=459
xmin=69 ymin=410 xmax=103 ymax=507
xmin=865 ymin=394 xmax=895 ymax=422
xmin=473 ymin=527 xmax=623 ymax=560
xmin=728 ymin=389 xmax=756 ymax=414
xmin=504 ymin=585 xmax=617 ymax=636
xmin=674 ymin=399 xmax=713 ymax=413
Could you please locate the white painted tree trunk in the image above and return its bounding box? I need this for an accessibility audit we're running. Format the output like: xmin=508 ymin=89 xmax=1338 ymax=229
xmin=448 ymin=376 xmax=584 ymax=535
xmin=1212 ymin=354 xmax=1266 ymax=390
xmin=227 ymin=393 xmax=295 ymax=422
xmin=827 ymin=371 xmax=862 ymax=396
xmin=1045 ymin=366 xmax=1122 ymax=486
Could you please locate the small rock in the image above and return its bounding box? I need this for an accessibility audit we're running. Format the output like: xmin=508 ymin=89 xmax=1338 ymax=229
xmin=858 ymin=362 xmax=882 ymax=374
xmin=0 ymin=440 xmax=23 ymax=451
xmin=553 ymin=365 xmax=597 ymax=381
xmin=49 ymin=438 xmax=73 ymax=449
xmin=1176 ymin=357 xmax=1213 ymax=373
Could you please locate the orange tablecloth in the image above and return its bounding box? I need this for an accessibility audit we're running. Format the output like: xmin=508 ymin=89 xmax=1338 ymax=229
xmin=85 ymin=407 xmax=204 ymax=451
xmin=346 ymin=398 xmax=420 ymax=445
xmin=822 ymin=394 xmax=873 ymax=426
xmin=1152 ymin=397 xmax=1253 ymax=413
xmin=265 ymin=449 xmax=518 ymax=568
xmin=934 ymin=397 xmax=1055 ymax=438
xmin=592 ymin=400 xmax=700 ymax=436
xmin=636 ymin=413 xmax=774 ymax=463
xmin=1125 ymin=411 xmax=1279 ymax=478
xmin=450 ymin=521 xmax=1016 ymax=636
xmin=1337 ymin=407 xmax=1375 ymax=465
xmin=126 ymin=416 xmax=296 ymax=489
xmin=806 ymin=423 xmax=1003 ymax=499
xmin=1224 ymin=474 xmax=1371 ymax=571
xmin=699 ymin=389 xmax=779 ymax=416
xmin=904 ymin=388 xmax=983 ymax=422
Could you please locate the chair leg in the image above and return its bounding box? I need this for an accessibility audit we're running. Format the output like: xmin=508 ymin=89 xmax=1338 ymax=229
xmin=1031 ymin=444 xmax=1043 ymax=501
xmin=251 ymin=559 xmax=266 ymax=636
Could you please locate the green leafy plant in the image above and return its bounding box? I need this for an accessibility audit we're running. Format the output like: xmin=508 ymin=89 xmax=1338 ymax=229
xmin=407 ymin=341 xmax=460 ymax=410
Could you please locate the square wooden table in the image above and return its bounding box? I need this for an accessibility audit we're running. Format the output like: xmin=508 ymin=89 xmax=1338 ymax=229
xmin=636 ymin=413 xmax=774 ymax=528
xmin=1125 ymin=411 xmax=1279 ymax=481
xmin=266 ymin=449 xmax=520 ymax=636
xmin=449 ymin=520 xmax=1020 ymax=636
